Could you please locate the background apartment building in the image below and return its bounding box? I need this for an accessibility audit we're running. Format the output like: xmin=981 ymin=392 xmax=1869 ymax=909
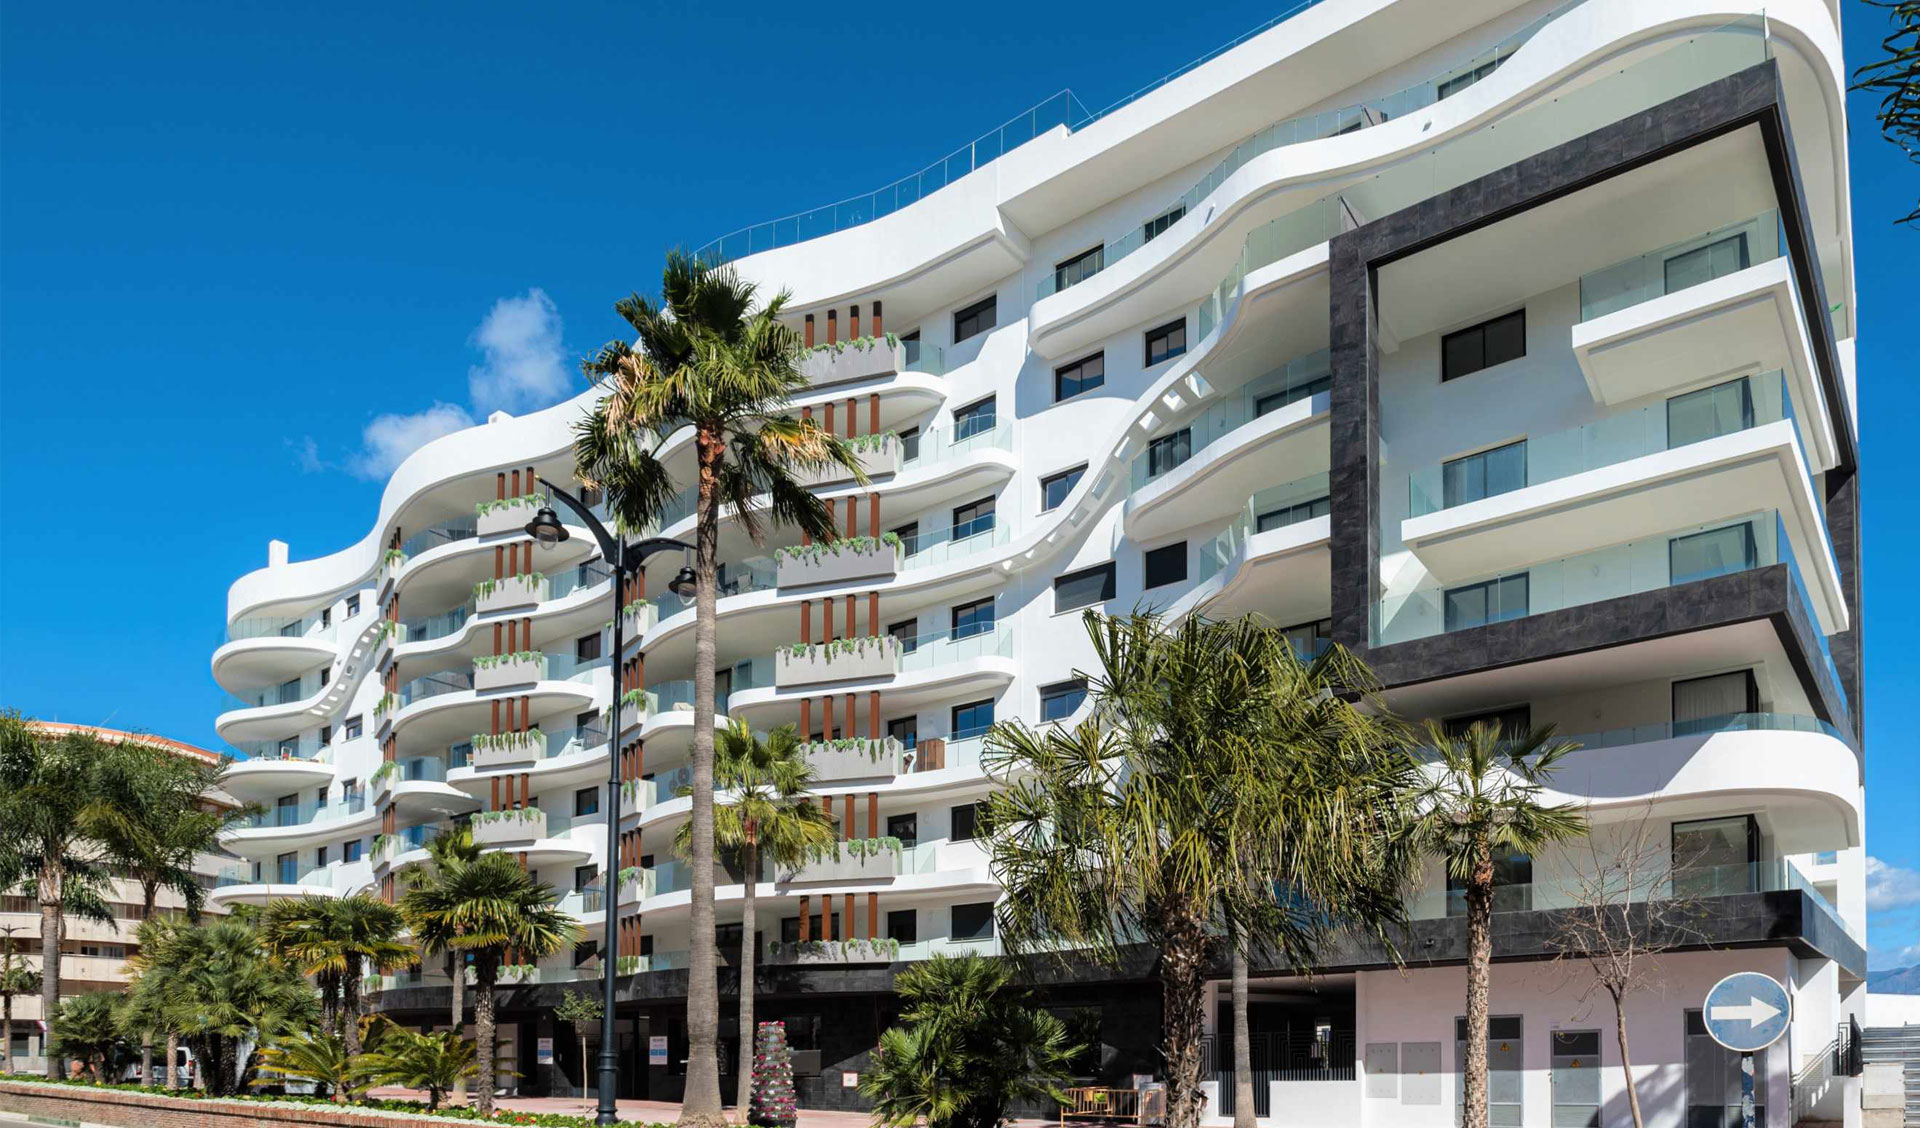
xmin=211 ymin=0 xmax=1866 ymax=1122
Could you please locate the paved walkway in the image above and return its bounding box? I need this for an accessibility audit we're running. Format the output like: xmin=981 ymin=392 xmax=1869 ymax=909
xmin=367 ymin=1089 xmax=1055 ymax=1127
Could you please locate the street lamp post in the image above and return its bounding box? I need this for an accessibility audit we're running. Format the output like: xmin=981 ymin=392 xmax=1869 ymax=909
xmin=527 ymin=478 xmax=695 ymax=1126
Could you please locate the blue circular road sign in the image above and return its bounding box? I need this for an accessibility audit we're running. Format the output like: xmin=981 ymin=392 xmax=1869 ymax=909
xmin=1703 ymin=972 xmax=1791 ymax=1053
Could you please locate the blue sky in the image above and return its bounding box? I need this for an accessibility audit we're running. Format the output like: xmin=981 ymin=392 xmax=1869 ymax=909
xmin=2 ymin=1 xmax=1916 ymax=967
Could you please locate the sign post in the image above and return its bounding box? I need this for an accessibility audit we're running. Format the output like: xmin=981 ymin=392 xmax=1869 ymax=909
xmin=1702 ymin=972 xmax=1792 ymax=1128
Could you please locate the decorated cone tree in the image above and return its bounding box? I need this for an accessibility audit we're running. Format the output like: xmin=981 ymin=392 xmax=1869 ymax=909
xmin=750 ymin=1020 xmax=798 ymax=1128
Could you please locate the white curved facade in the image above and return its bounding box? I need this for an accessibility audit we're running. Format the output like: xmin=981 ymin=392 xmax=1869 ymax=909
xmin=214 ymin=0 xmax=1867 ymax=1116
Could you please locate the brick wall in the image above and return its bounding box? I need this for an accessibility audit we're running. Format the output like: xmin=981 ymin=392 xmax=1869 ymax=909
xmin=0 ymin=1080 xmax=461 ymax=1127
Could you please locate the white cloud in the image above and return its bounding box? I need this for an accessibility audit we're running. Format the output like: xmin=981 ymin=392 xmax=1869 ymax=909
xmin=467 ymin=288 xmax=569 ymax=414
xmin=347 ymin=402 xmax=475 ymax=480
xmin=1868 ymin=856 xmax=1920 ymax=912
xmin=291 ymin=436 xmax=327 ymax=473
xmin=1870 ymin=937 xmax=1920 ymax=972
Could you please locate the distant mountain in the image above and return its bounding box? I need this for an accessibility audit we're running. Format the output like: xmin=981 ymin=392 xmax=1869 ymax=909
xmin=1869 ymin=965 xmax=1920 ymax=994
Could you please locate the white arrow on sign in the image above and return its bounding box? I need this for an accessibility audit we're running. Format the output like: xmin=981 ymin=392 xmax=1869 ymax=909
xmin=1710 ymin=997 xmax=1782 ymax=1026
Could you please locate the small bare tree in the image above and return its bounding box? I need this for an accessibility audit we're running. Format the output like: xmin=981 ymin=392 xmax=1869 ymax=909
xmin=1548 ymin=805 xmax=1709 ymax=1128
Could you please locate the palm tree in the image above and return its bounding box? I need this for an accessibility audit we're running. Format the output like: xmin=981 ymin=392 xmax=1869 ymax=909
xmin=253 ymin=1031 xmax=358 ymax=1103
xmin=859 ymin=954 xmax=1080 ymax=1128
xmin=123 ymin=916 xmax=187 ymax=1088
xmin=400 ymin=827 xmax=481 ymax=1102
xmin=355 ymin=1020 xmax=481 ymax=1111
xmin=673 ymin=719 xmax=837 ymax=1107
xmin=261 ymin=898 xmax=349 ymax=1035
xmin=1 ymin=925 xmax=41 ymax=1075
xmin=0 ymin=713 xmax=134 ymax=1079
xmin=1408 ymin=720 xmax=1585 ymax=1128
xmin=399 ymin=850 xmax=580 ymax=1118
xmin=330 ymin=896 xmax=411 ymax=1055
xmin=261 ymin=895 xmax=409 ymax=1055
xmin=47 ymin=992 xmax=122 ymax=1082
xmin=574 ymin=250 xmax=864 ymax=1126
xmin=982 ymin=610 xmax=1416 ymax=1128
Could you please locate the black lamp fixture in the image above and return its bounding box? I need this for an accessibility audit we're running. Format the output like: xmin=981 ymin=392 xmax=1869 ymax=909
xmin=667 ymin=562 xmax=697 ymax=599
xmin=524 ymin=505 xmax=570 ymax=549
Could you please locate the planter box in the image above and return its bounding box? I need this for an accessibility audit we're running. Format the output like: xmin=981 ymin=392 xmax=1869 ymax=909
xmin=800 ymin=339 xmax=902 ymax=388
xmin=775 ymin=636 xmax=901 ymax=688
xmin=474 ymin=653 xmax=546 ymax=692
xmin=471 ymin=733 xmax=544 ymax=770
xmin=476 ymin=496 xmax=543 ymax=537
xmin=473 ymin=807 xmax=547 ymax=846
xmin=782 ymin=845 xmax=899 ymax=884
xmin=765 ymin=938 xmax=899 ymax=966
xmin=618 ymin=869 xmax=652 ymax=903
xmin=793 ymin=438 xmax=902 ymax=488
xmin=475 ymin=574 xmax=548 ymax=615
xmin=804 ymin=737 xmax=902 ymax=782
xmin=776 ymin=540 xmax=901 ymax=588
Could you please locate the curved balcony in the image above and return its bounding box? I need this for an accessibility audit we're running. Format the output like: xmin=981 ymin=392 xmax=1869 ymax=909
xmin=471 ymin=806 xmax=595 ymax=867
xmin=389 ymin=657 xmax=602 ymax=748
xmin=221 ymin=753 xmax=338 ymax=803
xmin=444 ymin=724 xmax=613 ymax=797
xmin=630 ymin=842 xmax=996 ymax=920
xmin=225 ymin=793 xmax=379 ymax=849
xmin=210 ymin=631 xmax=337 ymax=695
xmin=370 ymin=759 xmax=481 ymax=820
xmin=208 ymin=864 xmax=344 ymax=908
xmin=728 ymin=627 xmax=1015 ymax=728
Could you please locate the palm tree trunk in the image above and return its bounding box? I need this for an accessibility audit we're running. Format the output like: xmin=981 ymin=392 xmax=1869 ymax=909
xmin=3 ymin=993 xmax=13 ymax=1075
xmin=165 ymin=1032 xmax=178 ymax=1089
xmin=475 ymin=958 xmax=498 ymax=1118
xmin=1611 ymin=987 xmax=1643 ymax=1128
xmin=1463 ymin=844 xmax=1494 ymax=1128
xmin=680 ymin=432 xmax=726 ymax=1127
xmin=1230 ymin=945 xmax=1255 ymax=1128
xmin=735 ymin=839 xmax=759 ymax=1110
xmin=38 ymin=865 xmax=61 ymax=1081
xmin=1160 ymin=914 xmax=1212 ymax=1128
xmin=449 ymin=952 xmax=466 ymax=1101
xmin=140 ymin=1037 xmax=153 ymax=1087
xmin=342 ymin=956 xmax=364 ymax=1056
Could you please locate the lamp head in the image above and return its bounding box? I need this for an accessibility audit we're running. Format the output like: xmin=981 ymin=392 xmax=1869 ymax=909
xmin=667 ymin=565 xmax=698 ymax=599
xmin=524 ymin=506 xmax=570 ymax=549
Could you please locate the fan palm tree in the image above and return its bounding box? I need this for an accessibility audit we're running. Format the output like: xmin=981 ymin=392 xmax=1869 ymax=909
xmin=260 ymin=895 xmax=409 ymax=1055
xmin=573 ymin=250 xmax=864 ymax=1126
xmin=1408 ymin=720 xmax=1585 ymax=1128
xmin=982 ymin=609 xmax=1417 ymax=1128
xmin=1 ymin=925 xmax=41 ymax=1075
xmin=253 ymin=1031 xmax=358 ymax=1103
xmin=330 ymin=896 xmax=411 ymax=1055
xmin=48 ymin=992 xmax=122 ymax=1082
xmin=405 ymin=827 xmax=481 ymax=1036
xmin=672 ymin=719 xmax=838 ymax=1107
xmin=355 ymin=1021 xmax=482 ymax=1112
xmin=0 ymin=713 xmax=136 ymax=1079
xmin=123 ymin=915 xmax=188 ymax=1088
xmin=399 ymin=850 xmax=580 ymax=1117
xmin=260 ymin=898 xmax=348 ymax=1035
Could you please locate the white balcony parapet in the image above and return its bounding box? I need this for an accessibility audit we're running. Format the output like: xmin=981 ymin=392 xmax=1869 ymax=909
xmin=775 ymin=636 xmax=901 ymax=688
xmin=803 ymin=736 xmax=904 ymax=783
xmin=470 ymin=729 xmax=546 ymax=770
xmin=800 ymin=335 xmax=909 ymax=387
xmin=472 ymin=806 xmax=548 ymax=846
xmin=775 ymin=535 xmax=902 ymax=588
xmin=763 ymin=937 xmax=901 ymax=966
xmin=779 ymin=837 xmax=902 ymax=884
xmin=793 ymin=434 xmax=902 ymax=488
xmin=473 ymin=573 xmax=548 ymax=615
xmin=475 ymin=493 xmax=545 ymax=537
xmin=473 ymin=651 xmax=548 ymax=692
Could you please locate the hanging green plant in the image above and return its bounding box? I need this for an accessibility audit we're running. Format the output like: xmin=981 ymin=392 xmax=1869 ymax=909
xmin=845 ymin=430 xmax=897 ymax=454
xmin=781 ymin=634 xmax=897 ymax=661
xmin=474 ymin=649 xmax=544 ymax=670
xmin=382 ymin=547 xmax=407 ymax=569
xmin=800 ymin=736 xmax=896 ymax=761
xmin=372 ymin=691 xmax=397 ymax=719
xmin=474 ymin=492 xmax=547 ymax=518
xmin=369 ymin=761 xmax=399 ymax=786
xmin=805 ymin=331 xmax=900 ymax=357
xmin=618 ymin=865 xmax=642 ymax=886
xmin=472 ymin=571 xmax=547 ymax=601
xmin=471 ymin=728 xmax=544 ymax=752
xmin=772 ymin=531 xmax=902 ymax=565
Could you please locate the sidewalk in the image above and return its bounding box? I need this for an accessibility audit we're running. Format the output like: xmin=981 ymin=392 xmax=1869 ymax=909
xmin=368 ymin=1090 xmax=1055 ymax=1128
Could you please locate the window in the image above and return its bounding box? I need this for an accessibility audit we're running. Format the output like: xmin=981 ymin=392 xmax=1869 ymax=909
xmin=1436 ymin=54 xmax=1505 ymax=100
xmin=1254 ymin=371 xmax=1332 ymax=417
xmin=1685 ymin=1009 xmax=1768 ymax=1128
xmin=319 ymin=724 xmax=332 ymax=746
xmin=951 ymin=700 xmax=994 ymax=741
xmin=1667 ymin=376 xmax=1754 ymax=449
xmin=1255 ymin=493 xmax=1330 ymax=532
xmin=343 ymin=838 xmax=363 ymax=863
xmin=1041 ymin=466 xmax=1085 ymax=511
xmin=345 ymin=594 xmax=360 ymax=617
xmin=1054 ymin=246 xmax=1105 ymax=292
xmin=1054 ymin=353 xmax=1105 ymax=401
xmin=951 ymin=496 xmax=996 ymax=540
xmin=1672 ymin=814 xmax=1758 ymax=896
xmin=275 ymin=852 xmax=298 ymax=884
xmin=1551 ymin=1030 xmax=1601 ymax=1128
xmin=1443 ymin=705 xmax=1532 ymax=743
xmin=1665 ymin=232 xmax=1751 ymax=296
xmin=1280 ymin=619 xmax=1332 ymax=659
xmin=953 ymin=396 xmax=997 ymax=440
xmin=953 ymin=296 xmax=997 ymax=343
xmin=1441 ymin=309 xmax=1525 ymax=381
xmin=574 ymin=787 xmax=599 ymax=818
xmin=951 ymin=597 xmax=995 ymax=640
xmin=1143 ymin=205 xmax=1185 ymax=243
xmin=1144 ymin=319 xmax=1188 ymax=366
xmin=315 ymin=845 xmax=329 ymax=867
xmin=886 ymin=619 xmax=920 ymax=656
xmin=886 ymin=716 xmax=918 ymax=750
xmin=319 ymin=667 xmax=330 ymax=687
xmin=1453 ymin=1016 xmax=1523 ymax=1126
xmin=321 ymin=608 xmax=332 ymax=629
xmin=1054 ymin=563 xmax=1116 ymax=614
xmin=1672 ymin=671 xmax=1758 ymax=732
xmin=575 ymin=633 xmax=603 ymax=662
xmin=1669 ymin=522 xmax=1757 ymax=586
xmin=951 ymin=901 xmax=996 ymax=941
xmin=1040 ymin=679 xmax=1087 ymax=722
xmin=573 ymin=864 xmax=599 ymax=894
xmin=1441 ymin=440 xmax=1526 ymax=507
xmin=1443 ymin=574 xmax=1529 ymax=632
xmin=886 ymin=909 xmax=918 ymax=943
xmin=575 ymin=709 xmax=603 ymax=743
xmin=1446 ymin=845 xmax=1533 ymax=914
xmin=887 ymin=813 xmax=918 ymax=848
xmin=343 ymin=715 xmax=363 ymax=740
xmin=1142 ymin=542 xmax=1187 ymax=589
xmin=891 ymin=525 xmax=924 ymax=562
xmin=573 ymin=940 xmax=599 ymax=968
xmin=1146 ymin=429 xmax=1191 ymax=478
xmin=898 ymin=426 xmax=921 ymax=462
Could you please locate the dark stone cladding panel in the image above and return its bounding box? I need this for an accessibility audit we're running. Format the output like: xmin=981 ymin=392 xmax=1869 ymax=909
xmin=1328 ymin=60 xmax=1860 ymax=740
xmin=1824 ymin=472 xmax=1864 ymax=736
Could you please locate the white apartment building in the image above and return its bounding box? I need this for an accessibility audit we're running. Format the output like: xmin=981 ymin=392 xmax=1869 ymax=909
xmin=211 ymin=0 xmax=1867 ymax=1122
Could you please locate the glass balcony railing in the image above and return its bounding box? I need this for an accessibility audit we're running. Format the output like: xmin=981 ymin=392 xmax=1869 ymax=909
xmin=1196 ymin=197 xmax=1350 ymax=340
xmin=1554 ymin=711 xmax=1854 ymax=753
xmin=226 ymin=613 xmax=342 ymax=645
xmin=1196 ymin=473 xmax=1331 ymax=583
xmin=1130 ymin=349 xmax=1331 ymax=492
xmin=399 ymin=669 xmax=474 ymax=706
xmin=1408 ymin=370 xmax=1799 ymax=517
xmin=902 ymin=522 xmax=1011 ymax=570
xmin=402 ymin=605 xmax=471 ymax=643
xmin=1579 ymin=211 xmax=1785 ymax=322
xmin=904 ymin=422 xmax=1011 ymax=469
xmin=399 ymin=516 xmax=478 ymax=561
xmin=244 ymin=792 xmax=368 ymax=830
xmin=896 ymin=625 xmax=1013 ymax=673
xmin=653 ymin=557 xmax=778 ymax=618
xmin=226 ymin=674 xmax=318 ymax=713
xmin=216 ymin=864 xmax=338 ymax=890
xmin=900 ymin=338 xmax=946 ymax=376
xmin=550 ymin=561 xmax=616 ymax=601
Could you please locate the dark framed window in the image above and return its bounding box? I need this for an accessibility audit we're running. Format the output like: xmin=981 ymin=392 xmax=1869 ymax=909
xmin=1143 ymin=205 xmax=1185 ymax=243
xmin=343 ymin=838 xmax=363 ymax=863
xmin=346 ymin=594 xmax=360 ymax=617
xmin=887 ymin=619 xmax=919 ymax=654
xmin=573 ymin=864 xmax=598 ymax=893
xmin=1442 ymin=573 xmax=1528 ymax=632
xmin=321 ymin=608 xmax=332 ymax=629
xmin=886 ymin=909 xmax=918 ymax=943
xmin=951 ymin=496 xmax=996 ymax=540
xmin=1255 ymin=493 xmax=1329 ymax=532
xmin=886 ymin=715 xmax=918 ymax=750
xmin=950 ymin=801 xmax=989 ymax=841
xmin=892 ymin=521 xmax=922 ymax=555
xmin=1054 ymin=246 xmax=1105 ymax=292
xmin=1040 ymin=679 xmax=1088 ymax=722
xmin=953 ymin=296 xmax=997 ymax=343
xmin=1280 ymin=619 xmax=1331 ymax=660
xmin=343 ymin=716 xmax=363 ymax=740
xmin=1443 ymin=705 xmax=1532 ymax=742
xmin=951 ymin=700 xmax=994 ymax=741
xmin=953 ymin=396 xmax=997 ymax=440
xmin=901 ymin=330 xmax=925 ymax=370
xmin=951 ymin=901 xmax=996 ymax=941
xmin=951 ymin=597 xmax=995 ymax=640
xmin=1255 ymin=371 xmax=1332 ymax=417
xmin=319 ymin=724 xmax=333 ymax=746
xmin=887 ymin=813 xmax=918 ymax=848
xmin=1143 ymin=543 xmax=1187 ymax=588
xmin=319 ymin=667 xmax=330 ymax=687
xmin=1441 ymin=309 xmax=1525 ymax=381
xmin=315 ymin=845 xmax=329 ymax=867
xmin=1669 ymin=522 xmax=1757 ymax=585
xmin=1672 ymin=670 xmax=1758 ymax=731
xmin=1664 ymin=232 xmax=1750 ymax=295
xmin=1673 ymin=814 xmax=1759 ymax=896
xmin=1441 ymin=440 xmax=1526 ymax=508
xmin=574 ymin=786 xmax=599 ymax=817
xmin=1667 ymin=376 xmax=1755 ymax=448
xmin=573 ymin=940 xmax=599 ymax=968
xmin=1054 ymin=563 xmax=1116 ymax=614
xmin=1041 ymin=466 xmax=1085 ymax=511
xmin=1146 ymin=429 xmax=1192 ymax=478
xmin=898 ymin=426 xmax=922 ymax=462
xmin=1054 ymin=353 xmax=1105 ymax=401
xmin=1144 ymin=319 xmax=1188 ymax=367
xmin=575 ymin=633 xmax=602 ymax=662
